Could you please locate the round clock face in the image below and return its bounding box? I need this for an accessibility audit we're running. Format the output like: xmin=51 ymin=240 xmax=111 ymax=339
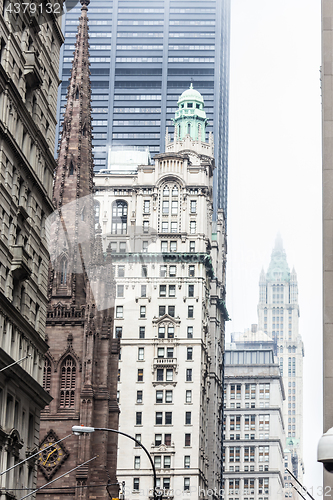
xmin=39 ymin=442 xmax=63 ymax=471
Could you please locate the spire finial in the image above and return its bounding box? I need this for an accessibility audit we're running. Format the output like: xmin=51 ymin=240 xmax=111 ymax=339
xmin=275 ymin=232 xmax=283 ymax=251
xmin=190 ymin=82 xmax=193 ymax=89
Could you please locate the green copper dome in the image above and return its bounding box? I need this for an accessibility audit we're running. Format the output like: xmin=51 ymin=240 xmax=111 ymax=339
xmin=266 ymin=234 xmax=290 ymax=282
xmin=174 ymin=84 xmax=208 ymax=142
xmin=178 ymin=83 xmax=204 ymax=105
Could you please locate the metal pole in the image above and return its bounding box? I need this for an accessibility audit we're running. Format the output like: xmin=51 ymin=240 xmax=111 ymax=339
xmin=286 ymin=468 xmax=316 ymax=500
xmin=0 ymin=354 xmax=31 ymax=373
xmin=94 ymin=428 xmax=157 ymax=500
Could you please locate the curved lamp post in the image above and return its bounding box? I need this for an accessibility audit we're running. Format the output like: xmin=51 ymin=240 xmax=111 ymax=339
xmin=72 ymin=426 xmax=157 ymax=500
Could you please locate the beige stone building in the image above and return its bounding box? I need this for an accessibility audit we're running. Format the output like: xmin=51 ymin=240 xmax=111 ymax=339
xmin=94 ymin=87 xmax=227 ymax=500
xmin=0 ymin=1 xmax=63 ymax=497
xmin=322 ymin=0 xmax=333 ymax=489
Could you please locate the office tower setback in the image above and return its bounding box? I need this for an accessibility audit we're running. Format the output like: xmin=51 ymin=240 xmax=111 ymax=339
xmin=94 ymin=87 xmax=227 ymax=500
xmin=0 ymin=2 xmax=63 ymax=497
xmin=257 ymin=235 xmax=304 ymax=480
xmin=37 ymin=2 xmax=119 ymax=498
xmin=223 ymin=338 xmax=286 ymax=500
xmin=58 ymin=0 xmax=230 ymax=215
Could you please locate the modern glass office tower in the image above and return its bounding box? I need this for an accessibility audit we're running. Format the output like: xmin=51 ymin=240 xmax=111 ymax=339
xmin=57 ymin=0 xmax=230 ymax=215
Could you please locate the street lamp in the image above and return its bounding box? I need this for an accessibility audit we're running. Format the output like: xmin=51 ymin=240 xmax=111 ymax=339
xmin=72 ymin=426 xmax=157 ymax=500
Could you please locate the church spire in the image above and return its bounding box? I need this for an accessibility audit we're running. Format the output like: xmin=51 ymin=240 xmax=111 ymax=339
xmin=53 ymin=0 xmax=93 ymax=209
xmin=49 ymin=0 xmax=94 ymax=305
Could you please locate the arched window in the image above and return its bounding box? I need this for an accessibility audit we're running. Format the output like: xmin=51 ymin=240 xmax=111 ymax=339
xmin=75 ymin=88 xmax=79 ymax=100
xmin=112 ymin=200 xmax=127 ymax=234
xmin=94 ymin=201 xmax=100 ymax=224
xmin=60 ymin=258 xmax=68 ymax=285
xmin=187 ymin=123 xmax=191 ymax=135
xmin=43 ymin=358 xmax=51 ymax=393
xmin=60 ymin=356 xmax=76 ymax=408
xmin=159 ymin=182 xmax=181 ymax=234
xmin=69 ymin=161 xmax=74 ymax=176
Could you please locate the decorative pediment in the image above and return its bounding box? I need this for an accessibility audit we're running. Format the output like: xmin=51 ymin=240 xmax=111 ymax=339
xmin=55 ymin=343 xmax=82 ymax=372
xmin=152 ymin=314 xmax=180 ymax=326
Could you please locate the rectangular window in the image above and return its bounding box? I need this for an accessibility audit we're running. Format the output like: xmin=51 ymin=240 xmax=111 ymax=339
xmin=139 ymin=326 xmax=145 ymax=339
xmin=168 ymin=305 xmax=175 ymax=317
xmin=135 ymin=434 xmax=141 ymax=446
xmin=138 ymin=347 xmax=144 ymax=360
xmin=155 ymin=412 xmax=163 ymax=425
xmin=229 ymin=447 xmax=234 ymax=462
xmin=251 ymin=384 xmax=256 ymax=399
xmin=188 ymin=306 xmax=194 ymax=318
xmin=155 ymin=434 xmax=162 ymax=446
xmin=189 ymin=265 xmax=195 ymax=277
xmin=166 ymin=369 xmax=173 ymax=381
xmin=143 ymin=221 xmax=149 ymax=233
xmin=142 ymin=240 xmax=148 ymax=252
xmin=230 ymin=384 xmax=235 ymax=399
xmin=154 ymin=455 xmax=161 ymax=468
xmin=236 ymin=384 xmax=241 ymax=399
xmin=170 ymin=241 xmax=177 ymax=252
xmin=187 ymin=347 xmax=193 ymax=360
xmin=161 ymin=241 xmax=168 ymax=252
xmin=170 ymin=221 xmax=177 ymax=233
xmin=110 ymin=242 xmax=117 ymax=253
xmin=137 ymin=369 xmax=143 ymax=382
xmin=235 ymin=446 xmax=240 ymax=462
xmin=184 ymin=455 xmax=190 ymax=468
xmin=163 ymin=478 xmax=170 ymax=490
xmin=250 ymin=446 xmax=255 ymax=462
xmin=245 ymin=415 xmax=249 ymax=430
xmin=171 ymin=200 xmax=178 ymax=215
xmin=119 ymin=242 xmax=126 ymax=253
xmin=165 ymin=390 xmax=173 ymax=403
xmin=190 ymin=200 xmax=197 ymax=213
xmin=136 ymin=391 xmax=143 ymax=403
xmin=190 ymin=221 xmax=196 ymax=234
xmin=159 ymin=305 xmax=166 ymax=316
xmin=117 ymin=285 xmax=124 ymax=297
xmin=140 ymin=306 xmax=146 ymax=318
xmin=250 ymin=415 xmax=255 ymax=430
xmin=118 ymin=265 xmax=125 ymax=277
xmin=244 ymin=447 xmax=249 ymax=462
xmin=188 ymin=284 xmax=194 ymax=297
xmin=141 ymin=285 xmax=147 ymax=297
xmin=230 ymin=416 xmax=235 ymax=430
xmin=165 ymin=412 xmax=172 ymax=425
xmin=115 ymin=326 xmax=122 ymax=338
xmin=157 ymin=347 xmax=165 ymax=358
xmin=189 ymin=241 xmax=195 ymax=252
xmin=134 ymin=456 xmax=140 ymax=469
xmin=158 ymin=326 xmax=165 ymax=338
xmin=167 ymin=325 xmax=174 ymax=338
xmin=187 ymin=326 xmax=193 ymax=338
xmin=166 ymin=347 xmax=173 ymax=358
xmin=185 ymin=412 xmax=191 ymax=425
xmin=164 ymin=456 xmax=171 ymax=468
xmin=157 ymin=369 xmax=164 ymax=381
xmin=184 ymin=478 xmax=190 ymax=491
xmin=160 ymin=265 xmax=167 ymax=277
xmin=245 ymin=383 xmax=250 ymax=399
xmin=164 ymin=434 xmax=171 ymax=446
xmin=186 ymin=390 xmax=192 ymax=403
xmin=136 ymin=412 xmax=142 ymax=425
xmin=144 ymin=200 xmax=150 ymax=213
xmin=186 ymin=369 xmax=192 ymax=381
xmin=133 ymin=478 xmax=139 ymax=490
xmin=185 ymin=433 xmax=191 ymax=446
xmin=162 ymin=200 xmax=169 ymax=214
xmin=169 ymin=285 xmax=176 ymax=297
xmin=141 ymin=265 xmax=148 ymax=277
xmin=159 ymin=285 xmax=167 ymax=297
xmin=162 ymin=221 xmax=168 ymax=232
xmin=156 ymin=390 xmax=163 ymax=403
xmin=116 ymin=306 xmax=123 ymax=318
xmin=236 ymin=415 xmax=241 ymax=430
xmin=169 ymin=265 xmax=176 ymax=277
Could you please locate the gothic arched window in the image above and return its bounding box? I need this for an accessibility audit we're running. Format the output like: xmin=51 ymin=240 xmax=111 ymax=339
xmin=60 ymin=258 xmax=68 ymax=285
xmin=112 ymin=200 xmax=127 ymax=234
xmin=159 ymin=182 xmax=181 ymax=234
xmin=43 ymin=358 xmax=51 ymax=393
xmin=60 ymin=356 xmax=76 ymax=408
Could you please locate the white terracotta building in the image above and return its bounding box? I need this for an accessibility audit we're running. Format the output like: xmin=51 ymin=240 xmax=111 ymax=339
xmin=223 ymin=335 xmax=286 ymax=500
xmin=94 ymin=87 xmax=227 ymax=500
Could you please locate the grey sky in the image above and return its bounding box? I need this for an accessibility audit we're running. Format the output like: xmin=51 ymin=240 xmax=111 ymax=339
xmin=226 ymin=0 xmax=322 ymax=489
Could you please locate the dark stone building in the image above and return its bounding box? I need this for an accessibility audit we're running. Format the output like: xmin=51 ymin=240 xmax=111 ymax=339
xmin=37 ymin=2 xmax=119 ymax=498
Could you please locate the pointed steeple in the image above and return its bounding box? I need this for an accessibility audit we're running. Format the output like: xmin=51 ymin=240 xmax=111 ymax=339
xmin=49 ymin=0 xmax=94 ymax=305
xmin=266 ymin=234 xmax=290 ymax=282
xmin=53 ymin=0 xmax=93 ymax=209
xmin=274 ymin=232 xmax=283 ymax=251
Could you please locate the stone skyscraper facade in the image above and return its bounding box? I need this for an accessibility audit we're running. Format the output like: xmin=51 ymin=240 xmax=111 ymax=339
xmin=37 ymin=2 xmax=119 ymax=498
xmin=257 ymin=236 xmax=304 ymax=480
xmin=57 ymin=0 xmax=230 ymax=216
xmin=0 ymin=1 xmax=63 ymax=498
xmin=322 ymin=0 xmax=333 ymax=489
xmin=94 ymin=86 xmax=227 ymax=500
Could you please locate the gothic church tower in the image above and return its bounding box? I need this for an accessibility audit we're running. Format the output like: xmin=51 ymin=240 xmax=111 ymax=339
xmin=36 ymin=2 xmax=119 ymax=498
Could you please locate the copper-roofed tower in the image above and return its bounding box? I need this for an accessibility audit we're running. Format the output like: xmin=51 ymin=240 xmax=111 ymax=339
xmin=37 ymin=1 xmax=119 ymax=498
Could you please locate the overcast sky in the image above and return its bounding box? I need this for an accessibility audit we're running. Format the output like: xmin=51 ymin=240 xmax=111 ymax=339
xmin=226 ymin=0 xmax=322 ymax=489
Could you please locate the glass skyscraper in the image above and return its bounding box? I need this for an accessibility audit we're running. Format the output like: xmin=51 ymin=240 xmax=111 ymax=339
xmin=57 ymin=0 xmax=230 ymax=214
